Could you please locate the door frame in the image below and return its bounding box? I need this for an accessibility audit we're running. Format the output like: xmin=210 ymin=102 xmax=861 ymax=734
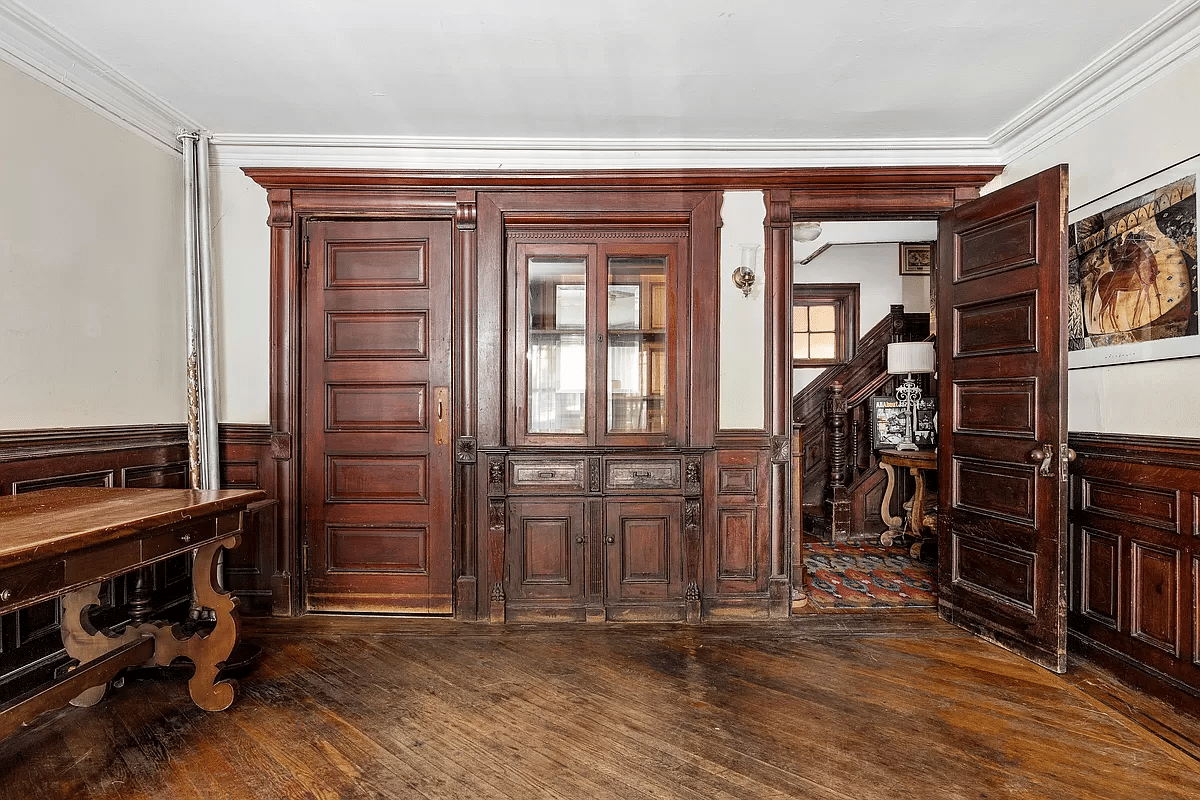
xmin=245 ymin=167 xmax=1002 ymax=618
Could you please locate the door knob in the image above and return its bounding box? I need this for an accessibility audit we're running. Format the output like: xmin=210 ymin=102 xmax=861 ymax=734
xmin=576 ymin=536 xmax=585 ymax=544
xmin=606 ymin=536 xmax=615 ymax=544
xmin=1028 ymin=443 xmax=1054 ymax=477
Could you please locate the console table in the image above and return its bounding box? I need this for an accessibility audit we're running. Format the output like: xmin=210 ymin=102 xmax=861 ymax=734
xmin=0 ymin=486 xmax=265 ymax=738
xmin=877 ymin=448 xmax=937 ymax=556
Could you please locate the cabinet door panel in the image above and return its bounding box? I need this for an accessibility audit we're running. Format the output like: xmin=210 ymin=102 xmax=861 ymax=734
xmin=507 ymin=499 xmax=586 ymax=604
xmin=605 ymin=499 xmax=683 ymax=605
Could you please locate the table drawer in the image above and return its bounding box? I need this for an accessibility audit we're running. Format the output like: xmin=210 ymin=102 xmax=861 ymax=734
xmin=0 ymin=559 xmax=66 ymax=615
xmin=604 ymin=458 xmax=682 ymax=492
xmin=508 ymin=458 xmax=588 ymax=493
xmin=141 ymin=512 xmax=240 ymax=562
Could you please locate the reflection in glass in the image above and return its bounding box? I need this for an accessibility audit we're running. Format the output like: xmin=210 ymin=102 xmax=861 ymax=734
xmin=527 ymin=257 xmax=587 ymax=434
xmin=607 ymin=257 xmax=667 ymax=434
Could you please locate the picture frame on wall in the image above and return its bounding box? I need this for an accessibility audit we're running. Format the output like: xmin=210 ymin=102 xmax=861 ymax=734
xmin=1067 ymin=157 xmax=1198 ymax=370
xmin=899 ymin=242 xmax=933 ymax=276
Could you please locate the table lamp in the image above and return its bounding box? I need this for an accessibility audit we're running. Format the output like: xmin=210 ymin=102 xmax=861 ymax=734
xmin=887 ymin=341 xmax=936 ymax=451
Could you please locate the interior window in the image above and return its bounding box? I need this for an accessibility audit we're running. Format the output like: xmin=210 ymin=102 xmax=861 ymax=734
xmin=792 ymin=284 xmax=859 ymax=367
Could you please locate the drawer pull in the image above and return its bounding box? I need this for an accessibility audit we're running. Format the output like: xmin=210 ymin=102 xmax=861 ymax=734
xmin=0 ymin=589 xmax=10 ymax=602
xmin=538 ymin=471 xmax=556 ymax=479
xmin=632 ymin=471 xmax=652 ymax=478
xmin=180 ymin=533 xmax=192 ymax=544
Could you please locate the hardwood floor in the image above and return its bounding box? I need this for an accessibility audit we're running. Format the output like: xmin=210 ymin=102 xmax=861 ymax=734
xmin=1 ymin=612 xmax=1198 ymax=799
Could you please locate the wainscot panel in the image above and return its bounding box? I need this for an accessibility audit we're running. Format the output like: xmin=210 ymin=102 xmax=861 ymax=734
xmin=1068 ymin=432 xmax=1200 ymax=715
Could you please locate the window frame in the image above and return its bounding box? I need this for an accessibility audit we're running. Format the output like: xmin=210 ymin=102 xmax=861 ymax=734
xmin=791 ymin=283 xmax=860 ymax=368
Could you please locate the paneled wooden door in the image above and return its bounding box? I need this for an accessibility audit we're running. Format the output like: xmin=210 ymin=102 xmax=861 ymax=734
xmin=936 ymin=165 xmax=1070 ymax=672
xmin=303 ymin=219 xmax=454 ymax=613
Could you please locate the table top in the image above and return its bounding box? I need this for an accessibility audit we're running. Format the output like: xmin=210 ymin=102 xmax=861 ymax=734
xmin=879 ymin=448 xmax=937 ymax=468
xmin=0 ymin=487 xmax=266 ymax=570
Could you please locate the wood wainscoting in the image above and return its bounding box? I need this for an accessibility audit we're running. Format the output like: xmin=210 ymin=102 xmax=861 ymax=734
xmin=0 ymin=424 xmax=277 ymax=705
xmin=1068 ymin=432 xmax=1200 ymax=714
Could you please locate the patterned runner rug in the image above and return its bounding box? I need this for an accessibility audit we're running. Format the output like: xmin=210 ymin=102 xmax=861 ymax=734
xmin=804 ymin=540 xmax=937 ymax=609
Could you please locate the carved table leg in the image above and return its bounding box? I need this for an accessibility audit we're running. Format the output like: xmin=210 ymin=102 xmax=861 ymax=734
xmin=181 ymin=535 xmax=242 ymax=711
xmin=878 ymin=462 xmax=903 ymax=546
xmin=61 ymin=582 xmax=148 ymax=707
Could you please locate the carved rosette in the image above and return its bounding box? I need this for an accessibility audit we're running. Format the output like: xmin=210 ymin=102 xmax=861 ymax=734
xmin=456 ymin=436 xmax=477 ymax=464
xmin=771 ymin=435 xmax=791 ymax=464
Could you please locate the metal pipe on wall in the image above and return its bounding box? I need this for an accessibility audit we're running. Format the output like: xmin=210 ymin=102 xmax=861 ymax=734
xmin=180 ymin=131 xmax=220 ymax=491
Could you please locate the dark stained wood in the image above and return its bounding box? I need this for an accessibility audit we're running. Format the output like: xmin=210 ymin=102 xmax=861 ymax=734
xmin=0 ymin=488 xmax=262 ymax=570
xmin=244 ymin=165 xmax=1004 ymax=193
xmin=1068 ymin=432 xmax=1200 ymax=714
xmin=0 ymin=487 xmax=263 ymax=737
xmin=2 ymin=614 xmax=1199 ymax=799
xmin=303 ymin=219 xmax=455 ymax=614
xmin=937 ymin=165 xmax=1070 ymax=672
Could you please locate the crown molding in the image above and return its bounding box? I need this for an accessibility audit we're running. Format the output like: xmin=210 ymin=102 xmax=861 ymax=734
xmin=993 ymin=0 xmax=1200 ymax=164
xmin=0 ymin=0 xmax=196 ymax=154
xmin=208 ymin=134 xmax=998 ymax=170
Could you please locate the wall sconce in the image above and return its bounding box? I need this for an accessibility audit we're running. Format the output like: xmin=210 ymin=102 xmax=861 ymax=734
xmin=732 ymin=243 xmax=759 ymax=297
xmin=887 ymin=341 xmax=936 ymax=451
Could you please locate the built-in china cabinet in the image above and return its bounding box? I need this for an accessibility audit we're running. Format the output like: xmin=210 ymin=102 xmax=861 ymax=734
xmin=493 ymin=226 xmax=705 ymax=621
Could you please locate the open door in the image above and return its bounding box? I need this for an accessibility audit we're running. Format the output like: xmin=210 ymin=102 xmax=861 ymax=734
xmin=936 ymin=165 xmax=1070 ymax=672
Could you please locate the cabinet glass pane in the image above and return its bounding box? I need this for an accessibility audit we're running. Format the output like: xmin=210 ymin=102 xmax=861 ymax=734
xmin=607 ymin=257 xmax=667 ymax=434
xmin=527 ymin=257 xmax=587 ymax=434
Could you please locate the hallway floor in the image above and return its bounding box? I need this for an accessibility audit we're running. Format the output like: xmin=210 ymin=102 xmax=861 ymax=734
xmin=803 ymin=539 xmax=936 ymax=609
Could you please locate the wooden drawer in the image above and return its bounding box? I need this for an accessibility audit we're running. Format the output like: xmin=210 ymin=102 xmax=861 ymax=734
xmin=0 ymin=559 xmax=66 ymax=615
xmin=141 ymin=512 xmax=240 ymax=562
xmin=508 ymin=458 xmax=589 ymax=493
xmin=604 ymin=458 xmax=681 ymax=492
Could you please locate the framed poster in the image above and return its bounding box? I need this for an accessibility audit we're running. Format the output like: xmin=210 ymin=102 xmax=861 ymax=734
xmin=871 ymin=396 xmax=936 ymax=450
xmin=1068 ymin=160 xmax=1199 ymax=369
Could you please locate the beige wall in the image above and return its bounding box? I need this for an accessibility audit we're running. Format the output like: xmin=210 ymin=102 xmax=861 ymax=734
xmin=0 ymin=60 xmax=185 ymax=429
xmin=990 ymin=55 xmax=1200 ymax=437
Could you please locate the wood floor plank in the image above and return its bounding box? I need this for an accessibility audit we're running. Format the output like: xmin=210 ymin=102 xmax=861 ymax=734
xmin=2 ymin=613 xmax=1199 ymax=799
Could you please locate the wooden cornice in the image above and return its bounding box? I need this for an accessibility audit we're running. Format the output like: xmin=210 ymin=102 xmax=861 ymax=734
xmin=243 ymin=166 xmax=1003 ymax=193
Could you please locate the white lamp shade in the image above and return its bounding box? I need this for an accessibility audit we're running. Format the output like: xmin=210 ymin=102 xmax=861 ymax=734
xmin=887 ymin=341 xmax=935 ymax=375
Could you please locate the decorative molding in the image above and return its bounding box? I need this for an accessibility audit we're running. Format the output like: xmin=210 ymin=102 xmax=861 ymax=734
xmin=455 ymin=199 xmax=477 ymax=231
xmin=686 ymin=581 xmax=701 ymax=602
xmin=0 ymin=1 xmax=196 ymax=154
xmin=685 ymin=457 xmax=702 ymax=495
xmin=685 ymin=499 xmax=702 ymax=531
xmin=488 ymin=499 xmax=506 ymax=531
xmin=211 ymin=135 xmax=1000 ymax=170
xmin=267 ymin=189 xmax=293 ymax=228
xmin=0 ymin=424 xmax=187 ymax=462
xmin=770 ymin=436 xmax=791 ymax=464
xmin=993 ymin=0 xmax=1200 ymax=164
xmin=488 ymin=456 xmax=505 ymax=487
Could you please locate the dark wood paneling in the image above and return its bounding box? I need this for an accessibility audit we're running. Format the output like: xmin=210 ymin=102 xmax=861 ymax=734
xmin=1068 ymin=432 xmax=1200 ymax=714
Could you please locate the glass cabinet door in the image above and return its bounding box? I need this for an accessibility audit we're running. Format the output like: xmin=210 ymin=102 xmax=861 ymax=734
xmin=605 ymin=257 xmax=668 ymax=436
xmin=526 ymin=256 xmax=588 ymax=436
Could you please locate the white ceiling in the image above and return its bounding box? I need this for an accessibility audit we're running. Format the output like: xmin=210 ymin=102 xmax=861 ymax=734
xmin=3 ymin=0 xmax=1199 ymax=166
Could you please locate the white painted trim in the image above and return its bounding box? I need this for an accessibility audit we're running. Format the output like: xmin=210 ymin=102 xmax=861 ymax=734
xmin=0 ymin=0 xmax=195 ymax=154
xmin=207 ymin=137 xmax=999 ymax=170
xmin=993 ymin=0 xmax=1200 ymax=164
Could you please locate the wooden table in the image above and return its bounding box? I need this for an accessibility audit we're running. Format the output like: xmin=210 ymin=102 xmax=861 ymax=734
xmin=0 ymin=486 xmax=265 ymax=738
xmin=877 ymin=448 xmax=937 ymax=556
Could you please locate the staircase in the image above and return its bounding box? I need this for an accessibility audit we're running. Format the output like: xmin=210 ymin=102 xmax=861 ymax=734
xmin=792 ymin=304 xmax=930 ymax=542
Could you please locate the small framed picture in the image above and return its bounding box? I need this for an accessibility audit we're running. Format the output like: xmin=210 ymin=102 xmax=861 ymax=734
xmin=900 ymin=243 xmax=933 ymax=276
xmin=871 ymin=397 xmax=908 ymax=450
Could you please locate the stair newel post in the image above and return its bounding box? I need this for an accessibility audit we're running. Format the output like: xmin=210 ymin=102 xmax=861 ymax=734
xmin=825 ymin=382 xmax=851 ymax=540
